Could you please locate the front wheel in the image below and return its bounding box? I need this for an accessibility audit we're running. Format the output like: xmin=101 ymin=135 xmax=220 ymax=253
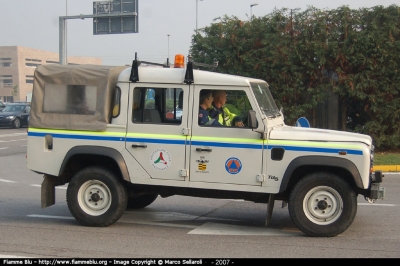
xmin=12 ymin=118 xmax=21 ymax=129
xmin=288 ymin=172 xmax=357 ymax=237
xmin=67 ymin=166 xmax=128 ymax=227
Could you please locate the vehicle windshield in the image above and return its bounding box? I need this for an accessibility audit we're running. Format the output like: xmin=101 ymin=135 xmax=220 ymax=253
xmin=250 ymin=82 xmax=280 ymax=117
xmin=3 ymin=105 xmax=25 ymax=112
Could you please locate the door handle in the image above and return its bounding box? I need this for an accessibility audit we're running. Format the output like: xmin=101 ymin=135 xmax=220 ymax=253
xmin=131 ymin=144 xmax=147 ymax=148
xmin=196 ymin=148 xmax=212 ymax=152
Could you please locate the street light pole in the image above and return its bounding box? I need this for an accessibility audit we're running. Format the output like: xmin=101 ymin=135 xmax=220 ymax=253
xmin=65 ymin=0 xmax=68 ymax=64
xmin=196 ymin=0 xmax=203 ymax=33
xmin=59 ymin=12 xmax=137 ymax=65
xmin=250 ymin=3 xmax=258 ymax=19
xmin=167 ymin=34 xmax=170 ymax=60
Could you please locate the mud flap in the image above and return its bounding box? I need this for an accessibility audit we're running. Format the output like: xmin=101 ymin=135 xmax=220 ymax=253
xmin=265 ymin=194 xmax=275 ymax=227
xmin=41 ymin=175 xmax=55 ymax=208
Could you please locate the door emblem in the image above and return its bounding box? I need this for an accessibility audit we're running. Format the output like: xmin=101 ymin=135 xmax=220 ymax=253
xmin=198 ymin=164 xmax=207 ymax=170
xmin=225 ymin=157 xmax=242 ymax=174
xmin=150 ymin=149 xmax=172 ymax=170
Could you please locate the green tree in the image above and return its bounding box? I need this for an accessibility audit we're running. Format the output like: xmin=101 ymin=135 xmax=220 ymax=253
xmin=190 ymin=5 xmax=400 ymax=149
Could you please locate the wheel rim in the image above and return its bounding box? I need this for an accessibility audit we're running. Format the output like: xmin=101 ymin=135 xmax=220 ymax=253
xmin=14 ymin=119 xmax=20 ymax=128
xmin=303 ymin=186 xmax=343 ymax=225
xmin=77 ymin=180 xmax=112 ymax=216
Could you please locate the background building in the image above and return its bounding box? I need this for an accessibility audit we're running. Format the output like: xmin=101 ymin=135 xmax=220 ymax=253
xmin=0 ymin=46 xmax=102 ymax=103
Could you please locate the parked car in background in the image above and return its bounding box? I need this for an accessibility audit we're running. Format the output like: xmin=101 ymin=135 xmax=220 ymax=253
xmin=0 ymin=100 xmax=6 ymax=111
xmin=166 ymin=106 xmax=183 ymax=120
xmin=0 ymin=103 xmax=30 ymax=128
xmin=173 ymin=106 xmax=183 ymax=119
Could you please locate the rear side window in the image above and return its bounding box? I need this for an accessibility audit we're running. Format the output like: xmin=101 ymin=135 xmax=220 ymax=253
xmin=43 ymin=84 xmax=96 ymax=115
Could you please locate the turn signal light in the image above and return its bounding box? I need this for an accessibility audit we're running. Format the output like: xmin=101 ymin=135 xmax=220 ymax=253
xmin=174 ymin=54 xmax=185 ymax=68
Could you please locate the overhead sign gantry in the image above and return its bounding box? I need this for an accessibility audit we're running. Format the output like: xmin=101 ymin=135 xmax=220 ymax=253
xmin=93 ymin=0 xmax=138 ymax=35
xmin=59 ymin=0 xmax=139 ymax=65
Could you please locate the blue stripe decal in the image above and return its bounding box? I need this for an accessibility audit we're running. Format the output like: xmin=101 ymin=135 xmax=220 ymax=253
xmin=28 ymin=132 xmax=124 ymax=142
xmin=28 ymin=132 xmax=48 ymax=137
xmin=191 ymin=141 xmax=263 ymax=149
xmin=267 ymin=145 xmax=363 ymax=155
xmin=28 ymin=132 xmax=362 ymax=155
xmin=126 ymin=138 xmax=186 ymax=145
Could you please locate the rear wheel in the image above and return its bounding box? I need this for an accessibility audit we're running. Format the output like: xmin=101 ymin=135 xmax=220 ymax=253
xmin=127 ymin=193 xmax=158 ymax=209
xmin=288 ymin=172 xmax=357 ymax=237
xmin=67 ymin=166 xmax=127 ymax=227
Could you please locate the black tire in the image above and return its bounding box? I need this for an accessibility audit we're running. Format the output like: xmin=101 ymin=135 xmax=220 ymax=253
xmin=127 ymin=193 xmax=158 ymax=209
xmin=288 ymin=172 xmax=357 ymax=237
xmin=66 ymin=166 xmax=128 ymax=227
xmin=12 ymin=118 xmax=21 ymax=129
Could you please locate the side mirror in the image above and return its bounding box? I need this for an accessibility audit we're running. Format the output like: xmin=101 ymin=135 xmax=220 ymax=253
xmin=247 ymin=110 xmax=257 ymax=129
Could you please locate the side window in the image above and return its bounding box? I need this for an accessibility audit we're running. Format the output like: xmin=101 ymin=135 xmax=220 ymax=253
xmin=111 ymin=87 xmax=121 ymax=118
xmin=132 ymin=87 xmax=183 ymax=124
xmin=43 ymin=84 xmax=96 ymax=115
xmin=202 ymin=89 xmax=251 ymax=127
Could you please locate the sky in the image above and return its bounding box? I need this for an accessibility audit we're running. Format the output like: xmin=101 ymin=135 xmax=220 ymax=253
xmin=0 ymin=0 xmax=398 ymax=66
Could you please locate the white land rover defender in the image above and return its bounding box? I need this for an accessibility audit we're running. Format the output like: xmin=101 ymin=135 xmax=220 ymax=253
xmin=27 ymin=54 xmax=385 ymax=237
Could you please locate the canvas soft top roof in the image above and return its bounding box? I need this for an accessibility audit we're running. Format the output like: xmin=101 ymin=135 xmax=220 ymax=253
xmin=30 ymin=64 xmax=128 ymax=131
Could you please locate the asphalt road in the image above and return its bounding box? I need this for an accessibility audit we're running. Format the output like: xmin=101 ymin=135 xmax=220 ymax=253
xmin=0 ymin=128 xmax=399 ymax=259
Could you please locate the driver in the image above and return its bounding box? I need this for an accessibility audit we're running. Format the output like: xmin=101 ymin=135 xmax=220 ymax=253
xmin=209 ymin=90 xmax=244 ymax=127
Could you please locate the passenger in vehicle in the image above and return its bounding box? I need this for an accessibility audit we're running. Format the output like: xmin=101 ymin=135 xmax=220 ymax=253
xmin=198 ymin=90 xmax=222 ymax=126
xmin=209 ymin=90 xmax=244 ymax=127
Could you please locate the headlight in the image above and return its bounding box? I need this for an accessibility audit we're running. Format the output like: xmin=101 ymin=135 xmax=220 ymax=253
xmin=5 ymin=116 xmax=15 ymax=119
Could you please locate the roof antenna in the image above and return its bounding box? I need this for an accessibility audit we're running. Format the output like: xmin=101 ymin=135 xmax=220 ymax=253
xmin=129 ymin=52 xmax=140 ymax=82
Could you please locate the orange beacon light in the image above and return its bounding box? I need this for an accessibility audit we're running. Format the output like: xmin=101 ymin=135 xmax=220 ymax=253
xmin=174 ymin=54 xmax=185 ymax=68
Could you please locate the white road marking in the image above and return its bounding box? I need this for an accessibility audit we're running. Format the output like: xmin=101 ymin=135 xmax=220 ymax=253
xmin=30 ymin=184 xmax=67 ymax=190
xmin=28 ymin=213 xmax=197 ymax=228
xmin=120 ymin=220 xmax=198 ymax=229
xmin=0 ymin=254 xmax=32 ymax=258
xmin=30 ymin=211 xmax=298 ymax=236
xmin=0 ymin=147 xmax=9 ymax=150
xmin=0 ymin=179 xmax=16 ymax=183
xmin=27 ymin=214 xmax=74 ymax=220
xmin=27 ymin=213 xmax=303 ymax=235
xmin=188 ymin=222 xmax=302 ymax=236
xmin=0 ymin=133 xmax=27 ymax=138
xmin=9 ymin=139 xmax=27 ymax=142
xmin=122 ymin=210 xmax=200 ymax=222
xmin=358 ymin=203 xmax=395 ymax=206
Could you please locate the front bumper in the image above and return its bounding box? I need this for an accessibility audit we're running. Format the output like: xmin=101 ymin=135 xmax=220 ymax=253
xmin=0 ymin=118 xmax=13 ymax=127
xmin=368 ymin=170 xmax=385 ymax=200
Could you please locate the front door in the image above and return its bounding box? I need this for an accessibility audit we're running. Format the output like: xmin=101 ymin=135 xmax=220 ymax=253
xmin=126 ymin=84 xmax=189 ymax=180
xmin=189 ymin=86 xmax=265 ymax=186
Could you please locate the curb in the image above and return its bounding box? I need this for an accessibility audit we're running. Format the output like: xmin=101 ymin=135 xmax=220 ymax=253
xmin=372 ymin=165 xmax=400 ymax=172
